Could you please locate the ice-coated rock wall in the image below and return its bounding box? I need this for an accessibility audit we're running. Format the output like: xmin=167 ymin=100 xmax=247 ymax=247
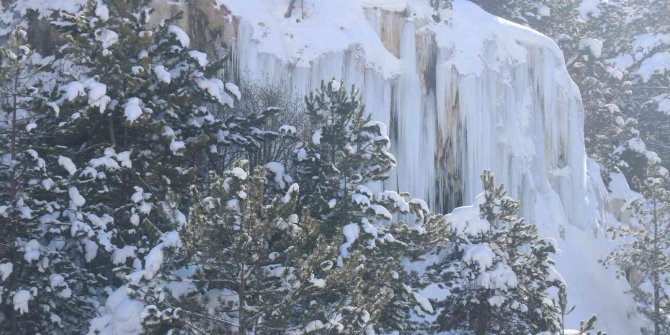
xmin=218 ymin=0 xmax=592 ymax=231
xmin=194 ymin=0 xmax=641 ymax=332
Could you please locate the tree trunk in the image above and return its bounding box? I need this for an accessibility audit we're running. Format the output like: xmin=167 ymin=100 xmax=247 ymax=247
xmin=284 ymin=0 xmax=297 ymax=18
xmin=238 ymin=263 xmax=247 ymax=334
xmin=652 ymin=195 xmax=660 ymax=335
xmin=475 ymin=303 xmax=490 ymax=335
xmin=10 ymin=62 xmax=19 ymax=199
xmin=109 ymin=114 xmax=116 ymax=147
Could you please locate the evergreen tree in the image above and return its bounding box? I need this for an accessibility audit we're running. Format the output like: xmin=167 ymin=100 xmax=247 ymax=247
xmin=0 ymin=27 xmax=98 ymax=334
xmin=49 ymin=0 xmax=275 ymax=282
xmin=22 ymin=1 xmax=279 ymax=333
xmin=604 ymin=165 xmax=670 ymax=335
xmin=293 ymin=80 xmax=443 ymax=332
xmin=136 ymin=162 xmax=367 ymax=334
xmin=436 ymin=171 xmax=562 ymax=335
xmin=294 ymin=80 xmax=396 ymax=233
xmin=555 ymin=285 xmax=606 ymax=335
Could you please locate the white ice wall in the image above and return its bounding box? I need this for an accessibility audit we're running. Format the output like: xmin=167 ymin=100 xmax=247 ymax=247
xmin=223 ymin=0 xmax=589 ymax=227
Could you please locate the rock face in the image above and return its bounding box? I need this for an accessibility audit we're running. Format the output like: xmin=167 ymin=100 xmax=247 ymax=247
xmin=201 ymin=0 xmax=593 ymax=230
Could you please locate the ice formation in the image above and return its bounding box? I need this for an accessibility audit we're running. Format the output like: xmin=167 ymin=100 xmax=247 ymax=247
xmin=208 ymin=0 xmax=642 ymax=332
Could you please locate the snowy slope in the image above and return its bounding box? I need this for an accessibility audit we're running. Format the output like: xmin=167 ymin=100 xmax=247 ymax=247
xmin=210 ymin=0 xmax=642 ymax=332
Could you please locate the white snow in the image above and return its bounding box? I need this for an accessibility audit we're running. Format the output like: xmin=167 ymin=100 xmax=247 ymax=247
xmin=231 ymin=167 xmax=248 ymax=180
xmin=95 ymin=28 xmax=119 ymax=49
xmin=339 ymin=223 xmax=360 ymax=259
xmin=305 ymin=320 xmax=325 ymax=333
xmin=62 ymin=81 xmax=85 ymax=102
xmin=462 ymin=243 xmax=494 ymax=271
xmin=13 ymin=290 xmax=31 ymax=315
xmin=637 ymin=51 xmax=670 ymax=82
xmin=282 ymin=183 xmax=300 ymax=203
xmin=188 ymin=50 xmax=208 ymax=67
xmin=112 ymin=246 xmax=136 ymax=265
xmin=219 ymin=0 xmax=401 ymax=76
xmin=446 ymin=194 xmax=490 ymax=237
xmin=264 ymin=162 xmax=287 ymax=188
xmin=579 ymin=38 xmax=603 ymax=58
xmin=578 ymin=0 xmax=604 ymax=19
xmin=58 ymin=156 xmax=77 ymax=176
xmin=23 ymin=239 xmax=41 ymax=262
xmin=131 ymin=187 xmax=144 ymax=203
xmin=168 ymin=25 xmax=190 ymax=48
xmin=0 ymin=262 xmax=12 ymax=281
xmin=88 ymin=286 xmax=144 ymax=335
xmin=410 ymin=289 xmax=434 ymax=314
xmin=311 ymin=129 xmax=322 ymax=145
xmin=225 ymin=82 xmax=241 ymax=100
xmin=309 ymin=274 xmax=326 ymax=288
xmin=6 ymin=0 xmax=84 ymax=18
xmin=95 ymin=0 xmax=109 ymax=21
xmin=116 ymin=151 xmax=132 ymax=168
xmin=129 ymin=231 xmax=181 ymax=282
xmin=537 ymin=4 xmax=551 ymax=17
xmin=49 ymin=274 xmax=72 ymax=299
xmin=84 ymin=239 xmax=98 ymax=262
xmin=86 ymin=81 xmax=107 ymax=107
xmin=68 ymin=187 xmax=86 ymax=207
xmin=196 ymin=78 xmax=234 ymax=107
xmin=608 ymin=172 xmax=640 ymax=201
xmin=124 ymin=97 xmax=143 ymax=123
xmin=152 ymin=65 xmax=171 ymax=84
xmin=278 ymin=124 xmax=297 ymax=135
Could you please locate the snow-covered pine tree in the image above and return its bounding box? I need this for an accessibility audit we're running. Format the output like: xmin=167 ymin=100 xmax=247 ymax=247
xmin=571 ymin=0 xmax=660 ymax=185
xmin=604 ymin=165 xmax=670 ymax=335
xmin=575 ymin=0 xmax=670 ymax=171
xmin=50 ymin=0 xmax=274 ymax=276
xmin=135 ymin=161 xmax=365 ymax=334
xmin=0 ymin=27 xmax=98 ymax=334
xmin=294 ymin=80 xmax=396 ymax=233
xmin=435 ymin=171 xmax=562 ymax=335
xmin=291 ymin=80 xmax=445 ymax=332
xmin=31 ymin=1 xmax=280 ymax=332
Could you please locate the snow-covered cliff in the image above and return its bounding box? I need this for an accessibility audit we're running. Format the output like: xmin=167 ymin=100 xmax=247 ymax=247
xmin=2 ymin=0 xmax=642 ymax=332
xmin=192 ymin=0 xmax=641 ymax=332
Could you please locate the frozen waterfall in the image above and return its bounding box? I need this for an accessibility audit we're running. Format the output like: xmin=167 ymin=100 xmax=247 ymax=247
xmin=183 ymin=0 xmax=642 ymax=332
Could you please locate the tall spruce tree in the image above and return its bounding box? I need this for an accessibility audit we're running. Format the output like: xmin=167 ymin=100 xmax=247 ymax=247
xmin=604 ymin=165 xmax=670 ymax=335
xmin=50 ymin=0 xmax=276 ymax=280
xmin=294 ymin=80 xmax=396 ymax=233
xmin=0 ymin=27 xmax=100 ymax=334
xmin=436 ymin=171 xmax=562 ymax=335
xmin=293 ymin=80 xmax=443 ymax=332
xmin=31 ymin=1 xmax=279 ymax=333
